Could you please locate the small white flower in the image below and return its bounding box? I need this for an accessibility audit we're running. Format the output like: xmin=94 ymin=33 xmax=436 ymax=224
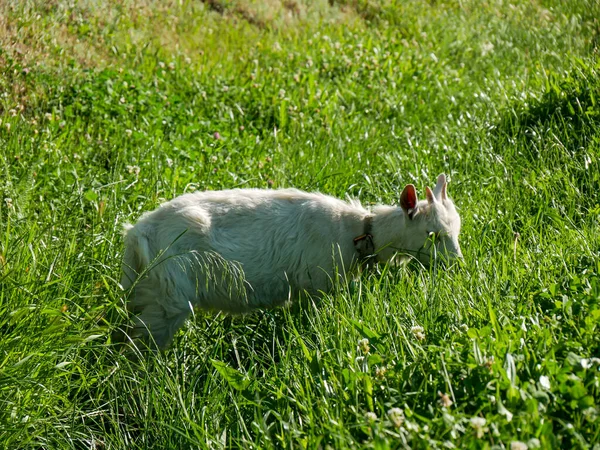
xmin=411 ymin=325 xmax=426 ymax=341
xmin=375 ymin=366 xmax=386 ymax=380
xmin=527 ymin=438 xmax=541 ymax=449
xmin=387 ymin=407 xmax=404 ymax=428
xmin=365 ymin=412 xmax=377 ymax=422
xmin=481 ymin=42 xmax=494 ymax=56
xmin=470 ymin=417 xmax=487 ymax=438
xmin=357 ymin=338 xmax=370 ymax=355
xmin=166 ymin=157 xmax=173 ymax=168
xmin=125 ymin=129 xmax=132 ymax=137
xmin=279 ymin=89 xmax=286 ymax=98
xmin=539 ymin=375 xmax=551 ymax=390
xmin=4 ymin=198 xmax=13 ymax=208
xmin=510 ymin=441 xmax=528 ymax=450
xmin=470 ymin=417 xmax=486 ymax=427
xmin=438 ymin=391 xmax=453 ymax=408
xmin=127 ymin=165 xmax=140 ymax=176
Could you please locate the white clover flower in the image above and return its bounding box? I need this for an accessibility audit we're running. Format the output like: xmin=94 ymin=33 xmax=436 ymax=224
xmin=481 ymin=42 xmax=494 ymax=56
xmin=539 ymin=375 xmax=551 ymax=390
xmin=411 ymin=325 xmax=426 ymax=341
xmin=357 ymin=338 xmax=370 ymax=355
xmin=4 ymin=198 xmax=13 ymax=208
xmin=438 ymin=391 xmax=453 ymax=408
xmin=470 ymin=417 xmax=486 ymax=427
xmin=387 ymin=407 xmax=404 ymax=428
xmin=510 ymin=441 xmax=528 ymax=450
xmin=127 ymin=165 xmax=140 ymax=176
xmin=375 ymin=366 xmax=386 ymax=380
xmin=125 ymin=129 xmax=132 ymax=137
xmin=470 ymin=417 xmax=487 ymax=438
xmin=365 ymin=412 xmax=377 ymax=422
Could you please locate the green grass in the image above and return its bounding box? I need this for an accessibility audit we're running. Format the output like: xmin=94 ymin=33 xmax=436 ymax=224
xmin=1 ymin=0 xmax=600 ymax=448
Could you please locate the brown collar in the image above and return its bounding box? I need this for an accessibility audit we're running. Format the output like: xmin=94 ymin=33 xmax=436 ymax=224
xmin=353 ymin=215 xmax=375 ymax=266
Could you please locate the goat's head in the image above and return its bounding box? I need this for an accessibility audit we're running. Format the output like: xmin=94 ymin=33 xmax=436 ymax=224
xmin=399 ymin=174 xmax=462 ymax=266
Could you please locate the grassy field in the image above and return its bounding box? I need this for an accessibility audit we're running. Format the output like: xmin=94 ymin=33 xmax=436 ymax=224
xmin=1 ymin=0 xmax=600 ymax=448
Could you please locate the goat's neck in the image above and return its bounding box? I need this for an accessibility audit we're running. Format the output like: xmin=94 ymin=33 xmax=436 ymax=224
xmin=371 ymin=205 xmax=409 ymax=262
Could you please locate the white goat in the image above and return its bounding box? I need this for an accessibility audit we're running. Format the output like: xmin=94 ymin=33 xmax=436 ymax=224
xmin=120 ymin=174 xmax=462 ymax=349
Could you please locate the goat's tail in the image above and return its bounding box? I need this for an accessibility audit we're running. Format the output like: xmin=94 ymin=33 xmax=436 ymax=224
xmin=121 ymin=224 xmax=152 ymax=291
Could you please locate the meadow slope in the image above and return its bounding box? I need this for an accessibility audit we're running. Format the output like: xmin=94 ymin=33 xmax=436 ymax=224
xmin=1 ymin=1 xmax=600 ymax=448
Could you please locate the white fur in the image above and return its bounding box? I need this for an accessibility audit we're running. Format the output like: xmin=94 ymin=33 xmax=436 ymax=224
xmin=120 ymin=174 xmax=462 ymax=349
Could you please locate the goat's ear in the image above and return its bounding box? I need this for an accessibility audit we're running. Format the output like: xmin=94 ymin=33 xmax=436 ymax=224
xmin=433 ymin=173 xmax=447 ymax=201
xmin=400 ymin=184 xmax=418 ymax=219
xmin=425 ymin=186 xmax=437 ymax=204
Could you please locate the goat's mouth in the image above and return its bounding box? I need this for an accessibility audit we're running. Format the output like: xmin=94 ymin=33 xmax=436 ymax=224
xmin=389 ymin=246 xmax=463 ymax=269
